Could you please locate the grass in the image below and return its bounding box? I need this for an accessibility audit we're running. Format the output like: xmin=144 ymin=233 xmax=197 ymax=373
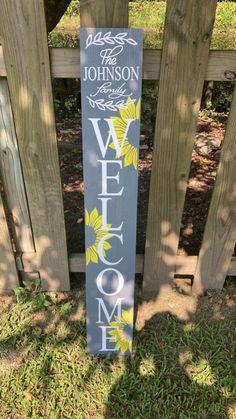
xmin=49 ymin=1 xmax=236 ymax=49
xmin=0 ymin=279 xmax=235 ymax=418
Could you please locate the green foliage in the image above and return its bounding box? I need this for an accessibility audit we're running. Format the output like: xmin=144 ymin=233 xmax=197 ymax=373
xmin=31 ymin=292 xmax=52 ymax=310
xmin=141 ymin=81 xmax=158 ymax=137
xmin=52 ymin=79 xmax=81 ymax=120
xmin=13 ymin=278 xmax=53 ymax=311
xmin=65 ymin=0 xmax=79 ymax=16
xmin=0 ymin=283 xmax=235 ymax=418
xmin=201 ymin=81 xmax=234 ymax=112
xmin=211 ymin=2 xmax=236 ymax=49
xmin=48 ymin=31 xmax=79 ymax=48
xmin=54 ymin=94 xmax=80 ymax=119
xmin=211 ymin=81 xmax=234 ymax=111
xmin=50 ymin=2 xmax=236 ymax=125
xmin=13 ymin=287 xmax=26 ymax=304
xmin=51 ymin=2 xmax=236 ymax=50
xmin=58 ymin=301 xmax=73 ymax=315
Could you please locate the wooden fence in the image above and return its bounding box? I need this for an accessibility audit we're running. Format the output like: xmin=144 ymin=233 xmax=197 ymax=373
xmin=0 ymin=0 xmax=236 ymax=295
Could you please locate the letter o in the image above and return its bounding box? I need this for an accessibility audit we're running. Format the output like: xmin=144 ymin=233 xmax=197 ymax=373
xmin=96 ymin=268 xmax=124 ymax=296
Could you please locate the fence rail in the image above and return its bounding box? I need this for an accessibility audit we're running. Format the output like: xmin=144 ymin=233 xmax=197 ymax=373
xmin=16 ymin=253 xmax=236 ymax=276
xmin=1 ymin=47 xmax=236 ymax=81
xmin=0 ymin=0 xmax=236 ymax=295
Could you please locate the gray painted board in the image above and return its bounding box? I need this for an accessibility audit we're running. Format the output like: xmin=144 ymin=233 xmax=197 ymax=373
xmin=80 ymin=28 xmax=143 ymax=355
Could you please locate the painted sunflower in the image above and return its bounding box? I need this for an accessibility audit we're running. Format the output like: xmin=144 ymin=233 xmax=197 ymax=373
xmin=109 ymin=97 xmax=141 ymax=169
xmin=108 ymin=308 xmax=133 ymax=353
xmin=85 ymin=208 xmax=112 ymax=265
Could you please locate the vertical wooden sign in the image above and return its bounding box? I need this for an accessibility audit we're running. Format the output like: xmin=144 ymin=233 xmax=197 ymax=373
xmin=80 ymin=28 xmax=143 ymax=355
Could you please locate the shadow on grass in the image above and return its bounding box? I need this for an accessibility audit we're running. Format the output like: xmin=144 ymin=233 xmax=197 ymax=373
xmin=104 ymin=307 xmax=235 ymax=418
xmin=0 ymin=279 xmax=235 ymax=418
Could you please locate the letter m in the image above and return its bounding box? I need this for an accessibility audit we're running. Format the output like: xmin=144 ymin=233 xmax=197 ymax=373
xmin=96 ymin=298 xmax=123 ymax=323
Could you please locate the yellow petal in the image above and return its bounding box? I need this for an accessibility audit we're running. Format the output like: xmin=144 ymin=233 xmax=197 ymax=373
xmin=120 ymin=99 xmax=135 ymax=121
xmin=132 ymin=148 xmax=138 ymax=169
xmin=124 ymin=149 xmax=134 ymax=167
xmin=120 ymin=340 xmax=129 ymax=353
xmin=115 ymin=341 xmax=120 ymax=350
xmin=109 ymin=321 xmax=119 ymax=328
xmin=93 ymin=214 xmax=103 ymax=231
xmin=122 ymin=308 xmax=133 ymax=325
xmin=120 ymin=140 xmax=132 ymax=157
xmin=90 ymin=246 xmax=98 ymax=264
xmin=86 ymin=248 xmax=91 ymax=265
xmin=89 ymin=208 xmax=99 ymax=228
xmin=103 ymin=241 xmax=112 ymax=250
xmin=85 ymin=209 xmax=90 ymax=226
xmin=135 ymin=99 xmax=141 ymax=120
xmin=108 ymin=329 xmax=118 ymax=336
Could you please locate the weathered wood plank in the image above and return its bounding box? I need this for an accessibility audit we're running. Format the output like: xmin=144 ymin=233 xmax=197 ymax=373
xmin=0 ymin=192 xmax=19 ymax=292
xmin=44 ymin=48 xmax=236 ymax=81
xmin=0 ymin=0 xmax=70 ymax=291
xmin=0 ymin=47 xmax=6 ymax=77
xmin=68 ymin=254 xmax=236 ymax=276
xmin=18 ymin=252 xmax=236 ymax=276
xmin=143 ymin=0 xmax=217 ymax=293
xmin=1 ymin=47 xmax=236 ymax=81
xmin=0 ymin=79 xmax=34 ymax=252
xmin=80 ymin=0 xmax=129 ymax=28
xmin=193 ymin=83 xmax=236 ymax=294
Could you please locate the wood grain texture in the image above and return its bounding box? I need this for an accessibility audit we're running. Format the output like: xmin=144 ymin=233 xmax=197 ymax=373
xmin=0 ymin=47 xmax=6 ymax=77
xmin=1 ymin=47 xmax=236 ymax=81
xmin=0 ymin=0 xmax=70 ymax=291
xmin=0 ymin=192 xmax=19 ymax=291
xmin=193 ymin=83 xmax=236 ymax=294
xmin=143 ymin=0 xmax=217 ymax=293
xmin=20 ymin=252 xmax=144 ymax=273
xmin=18 ymin=252 xmax=236 ymax=276
xmin=80 ymin=0 xmax=129 ymax=28
xmin=0 ymin=79 xmax=34 ymax=252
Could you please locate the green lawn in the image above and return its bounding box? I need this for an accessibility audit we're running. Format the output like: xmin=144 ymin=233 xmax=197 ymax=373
xmin=0 ymin=279 xmax=235 ymax=418
xmin=49 ymin=2 xmax=236 ymax=49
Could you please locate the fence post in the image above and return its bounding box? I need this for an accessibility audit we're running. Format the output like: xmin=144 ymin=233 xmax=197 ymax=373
xmin=193 ymin=83 xmax=236 ymax=294
xmin=80 ymin=0 xmax=129 ymax=28
xmin=0 ymin=0 xmax=70 ymax=290
xmin=0 ymin=191 xmax=19 ymax=292
xmin=143 ymin=0 xmax=217 ymax=294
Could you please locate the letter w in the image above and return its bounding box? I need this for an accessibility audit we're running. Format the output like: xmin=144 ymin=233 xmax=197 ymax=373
xmin=89 ymin=118 xmax=134 ymax=158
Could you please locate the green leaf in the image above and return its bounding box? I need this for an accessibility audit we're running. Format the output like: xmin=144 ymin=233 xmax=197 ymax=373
xmin=13 ymin=287 xmax=25 ymax=297
xmin=34 ymin=278 xmax=41 ymax=289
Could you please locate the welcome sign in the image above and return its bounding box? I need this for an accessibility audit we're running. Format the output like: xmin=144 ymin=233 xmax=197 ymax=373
xmin=80 ymin=28 xmax=143 ymax=355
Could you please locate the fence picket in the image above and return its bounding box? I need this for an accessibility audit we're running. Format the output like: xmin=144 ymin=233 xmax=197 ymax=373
xmin=0 ymin=0 xmax=70 ymax=290
xmin=193 ymin=84 xmax=236 ymax=293
xmin=143 ymin=0 xmax=217 ymax=294
xmin=80 ymin=0 xmax=129 ymax=28
xmin=0 ymin=192 xmax=19 ymax=292
xmin=0 ymin=79 xmax=35 ymax=253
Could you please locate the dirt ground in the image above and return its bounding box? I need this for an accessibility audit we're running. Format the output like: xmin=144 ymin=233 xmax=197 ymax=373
xmin=57 ymin=113 xmax=226 ymax=257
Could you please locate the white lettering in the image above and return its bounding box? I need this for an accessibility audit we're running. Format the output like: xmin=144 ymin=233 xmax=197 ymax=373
xmin=89 ymin=118 xmax=134 ymax=158
xmin=96 ymin=268 xmax=124 ymax=296
xmin=98 ymin=233 xmax=123 ymax=265
xmin=98 ymin=160 xmax=124 ymax=196
xmin=98 ymin=197 xmax=123 ymax=231
xmin=99 ymin=326 xmax=118 ymax=351
xmin=96 ymin=297 xmax=123 ymax=323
